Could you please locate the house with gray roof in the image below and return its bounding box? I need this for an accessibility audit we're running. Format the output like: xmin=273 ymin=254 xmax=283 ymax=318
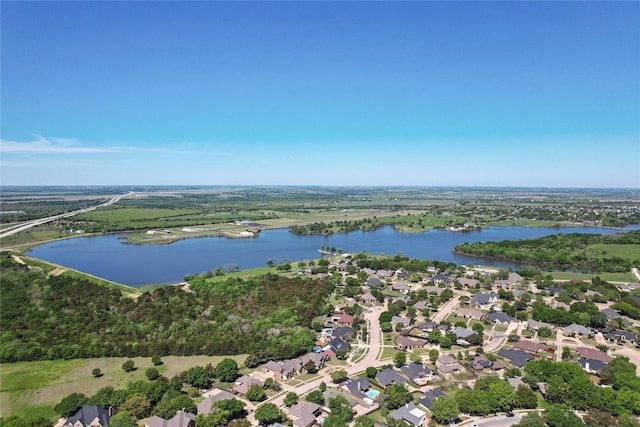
xmin=401 ymin=363 xmax=434 ymax=385
xmin=436 ymin=354 xmax=464 ymax=374
xmin=332 ymin=326 xmax=354 ymax=338
xmin=197 ymin=389 xmax=236 ymax=414
xmin=470 ymin=292 xmax=498 ymax=308
xmin=578 ymin=358 xmax=608 ymax=373
xmin=563 ymin=324 xmax=591 ymax=337
xmin=145 ymin=411 xmax=195 ymax=427
xmin=391 ymin=315 xmax=411 ymax=329
xmin=342 ymin=377 xmax=371 ymax=401
xmin=602 ymin=308 xmax=621 ymax=321
xmin=527 ymin=319 xmax=553 ymax=331
xmin=487 ymin=312 xmax=514 ymax=325
xmin=376 ymin=368 xmax=408 ymax=387
xmin=454 ymin=327 xmax=475 ymax=339
xmin=365 ymin=277 xmax=382 ymax=287
xmin=64 ymin=406 xmax=110 ymax=427
xmin=603 ymin=329 xmax=637 ymax=343
xmin=392 ymin=281 xmax=411 ymax=292
xmin=360 ymin=292 xmax=378 ymax=303
xmin=507 ymin=378 xmax=527 ymax=390
xmin=413 ymin=300 xmax=429 ymax=311
xmin=388 ymin=402 xmax=427 ymax=426
xmin=424 ymin=286 xmax=445 ymax=295
xmin=498 ymin=349 xmax=534 ymax=367
xmin=456 ymin=308 xmax=483 ymax=320
xmin=418 ymin=389 xmax=445 ymax=410
xmin=456 ymin=277 xmax=479 ymax=288
xmin=232 ymin=375 xmax=264 ymax=395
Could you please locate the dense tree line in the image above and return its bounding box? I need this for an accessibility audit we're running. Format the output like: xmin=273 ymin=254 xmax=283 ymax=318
xmin=454 ymin=231 xmax=640 ymax=272
xmin=0 ymin=257 xmax=332 ymax=362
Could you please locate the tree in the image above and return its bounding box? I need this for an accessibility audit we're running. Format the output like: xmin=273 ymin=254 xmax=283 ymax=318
xmin=246 ymin=384 xmax=266 ymax=402
xmin=186 ymin=365 xmax=211 ymax=388
xmin=544 ymin=404 xmax=584 ymax=427
xmin=583 ymin=408 xmax=617 ymax=427
xmin=383 ymin=383 xmax=411 ymax=410
xmin=472 ymin=323 xmax=485 ymax=334
xmin=326 ymin=395 xmax=354 ymax=425
xmin=429 ymin=349 xmax=439 ymax=364
xmin=330 ymin=369 xmax=348 ymax=383
xmin=306 ymin=390 xmax=325 ymax=405
xmin=145 ymin=367 xmax=160 ymax=381
xmin=254 ymin=403 xmax=284 ymax=425
xmin=514 ymin=385 xmax=538 ymax=409
xmin=538 ymin=327 xmax=553 ymax=339
xmin=284 ymin=392 xmax=299 ymax=407
xmin=488 ymin=379 xmax=515 ymax=413
xmin=54 ymin=393 xmax=87 ymax=417
xmin=87 ymin=386 xmax=114 ymax=407
xmin=394 ymin=351 xmax=407 ymax=368
xmin=319 ymin=381 xmax=327 ymax=392
xmin=120 ymin=393 xmax=151 ymax=419
xmin=213 ymin=398 xmax=245 ymax=420
xmin=430 ymin=396 xmax=460 ymax=424
xmin=152 ymin=355 xmax=163 ymax=366
xmin=439 ymin=336 xmax=452 ymax=349
xmin=109 ymin=412 xmax=137 ymax=427
xmin=514 ymin=412 xmax=546 ymax=427
xmin=353 ymin=416 xmax=375 ymax=427
xmin=122 ymin=359 xmax=135 ymax=372
xmin=91 ymin=368 xmax=102 ymax=378
xmin=365 ymin=367 xmax=378 ymax=378
xmin=196 ymin=409 xmax=230 ymax=427
xmin=381 ymin=322 xmax=393 ymax=332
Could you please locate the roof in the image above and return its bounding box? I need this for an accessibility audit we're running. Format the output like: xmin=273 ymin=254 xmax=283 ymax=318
xmin=396 ymin=335 xmax=427 ymax=349
xmin=332 ymin=326 xmax=354 ymax=338
xmin=334 ymin=313 xmax=354 ymax=324
xmin=487 ymin=312 xmax=514 ymax=324
xmin=418 ymin=389 xmax=445 ymax=409
xmin=145 ymin=411 xmax=195 ymax=427
xmin=343 ymin=377 xmax=370 ymax=399
xmin=65 ymin=406 xmax=109 ymax=427
xmin=401 ymin=363 xmax=432 ymax=379
xmin=564 ymin=324 xmax=591 ymax=336
xmin=602 ymin=308 xmax=620 ymax=320
xmin=513 ymin=341 xmax=551 ymax=353
xmin=457 ymin=308 xmax=484 ymax=319
xmin=391 ymin=316 xmax=411 ymax=328
xmin=392 ymin=281 xmax=410 ymax=290
xmin=197 ymin=389 xmax=236 ymax=414
xmin=507 ymin=378 xmax=527 ymax=389
xmin=328 ymin=337 xmax=351 ymax=353
xmin=575 ymin=347 xmax=612 ymax=363
xmin=498 ymin=349 xmax=534 ymax=367
xmin=528 ymin=319 xmax=553 ymax=330
xmin=376 ymin=368 xmax=408 ymax=386
xmin=578 ymin=358 xmax=608 ymax=372
xmin=454 ymin=327 xmax=474 ymax=338
xmin=389 ymin=402 xmax=426 ymax=426
xmin=469 ymin=355 xmax=492 ymax=371
xmin=470 ymin=293 xmax=498 ymax=305
xmin=365 ymin=278 xmax=382 ymax=287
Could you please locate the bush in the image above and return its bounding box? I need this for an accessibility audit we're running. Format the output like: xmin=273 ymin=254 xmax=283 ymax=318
xmin=145 ymin=367 xmax=160 ymax=381
xmin=92 ymin=368 xmax=102 ymax=378
xmin=122 ymin=360 xmax=135 ymax=372
xmin=151 ymin=355 xmax=163 ymax=366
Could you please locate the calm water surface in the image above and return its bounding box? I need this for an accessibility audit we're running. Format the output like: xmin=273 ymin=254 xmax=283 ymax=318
xmin=27 ymin=226 xmax=635 ymax=286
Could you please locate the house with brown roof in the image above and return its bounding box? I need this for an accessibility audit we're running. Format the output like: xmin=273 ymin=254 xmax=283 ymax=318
xmin=435 ymin=355 xmax=464 ymax=374
xmin=575 ymin=347 xmax=612 ymax=363
xmin=395 ymin=336 xmax=427 ymax=351
xmin=456 ymin=308 xmax=483 ymax=320
xmin=197 ymin=389 xmax=236 ymax=414
xmin=232 ymin=375 xmax=264 ymax=396
xmin=332 ymin=313 xmax=354 ymax=326
xmin=392 ymin=281 xmax=411 ymax=293
xmin=288 ymin=402 xmax=322 ymax=427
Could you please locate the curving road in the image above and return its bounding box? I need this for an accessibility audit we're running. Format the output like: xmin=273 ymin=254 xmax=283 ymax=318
xmin=0 ymin=192 xmax=133 ymax=240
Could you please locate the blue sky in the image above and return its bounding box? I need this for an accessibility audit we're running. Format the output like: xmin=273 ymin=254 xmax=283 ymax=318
xmin=1 ymin=1 xmax=639 ymax=188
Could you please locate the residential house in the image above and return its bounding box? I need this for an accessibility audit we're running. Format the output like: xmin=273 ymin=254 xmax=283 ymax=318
xmin=360 ymin=292 xmax=378 ymax=304
xmin=401 ymin=363 xmax=434 ymax=386
xmin=288 ymin=402 xmax=322 ymax=427
xmin=64 ymin=406 xmax=110 ymax=427
xmin=361 ymin=268 xmax=376 ymax=276
xmin=453 ymin=327 xmax=475 ymax=339
xmin=424 ymin=286 xmax=445 ymax=295
xmin=435 ymin=355 xmax=464 ymax=374
xmin=456 ymin=308 xmax=483 ymax=320
xmin=487 ymin=312 xmax=514 ymax=325
xmin=377 ymin=269 xmax=394 ymax=279
xmin=232 ymin=375 xmax=264 ymax=396
xmin=376 ymin=368 xmax=408 ymax=387
xmin=392 ymin=281 xmax=411 ymax=293
xmin=547 ymin=287 xmax=563 ymax=296
xmin=418 ymin=390 xmax=445 ymax=410
xmin=342 ymin=377 xmax=371 ymax=401
xmin=603 ymin=329 xmax=637 ymax=343
xmin=262 ymin=359 xmax=301 ymax=381
xmin=552 ymin=301 xmax=571 ymax=311
xmin=324 ymin=337 xmax=351 ymax=358
xmin=391 ymin=316 xmax=411 ymax=330
xmin=365 ymin=277 xmax=383 ymax=287
xmin=470 ymin=293 xmax=499 ymax=308
xmin=575 ymin=347 xmax=612 ymax=363
xmin=507 ymin=378 xmax=528 ymax=390
xmin=197 ymin=389 xmax=237 ymax=414
xmin=527 ymin=319 xmax=553 ymax=331
xmin=432 ymin=274 xmax=449 ymax=285
xmin=413 ymin=300 xmax=430 ymax=311
xmin=332 ymin=313 xmax=354 ymax=326
xmin=602 ymin=308 xmax=621 ymax=321
xmin=145 ymin=411 xmax=195 ymax=427
xmin=395 ymin=336 xmax=427 ymax=351
xmin=498 ymin=349 xmax=534 ymax=367
xmin=300 ymin=352 xmax=326 ymax=372
xmin=389 ymin=403 xmax=427 ymax=427
xmin=563 ymin=324 xmax=591 ymax=337
xmin=416 ymin=321 xmax=439 ymax=333
xmin=513 ymin=341 xmax=553 ymax=355
xmin=457 ymin=277 xmax=480 ymax=288
xmin=332 ymin=326 xmax=355 ymax=339
xmin=494 ymin=272 xmax=524 ymax=289
xmin=584 ymin=290 xmax=603 ymax=299
xmin=578 ymin=358 xmax=608 ymax=374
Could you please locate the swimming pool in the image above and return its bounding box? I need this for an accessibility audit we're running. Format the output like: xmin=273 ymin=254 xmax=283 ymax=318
xmin=367 ymin=389 xmax=380 ymax=399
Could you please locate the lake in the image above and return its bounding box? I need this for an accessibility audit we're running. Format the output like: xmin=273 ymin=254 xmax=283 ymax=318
xmin=26 ymin=225 xmax=636 ymax=286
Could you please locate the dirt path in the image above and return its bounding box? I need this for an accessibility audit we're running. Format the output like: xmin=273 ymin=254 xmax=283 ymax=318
xmin=632 ymin=268 xmax=640 ymax=281
xmin=48 ymin=267 xmax=68 ymax=276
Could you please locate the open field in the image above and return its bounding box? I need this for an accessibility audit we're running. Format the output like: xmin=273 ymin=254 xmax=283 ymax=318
xmin=0 ymin=355 xmax=247 ymax=419
xmin=549 ymin=270 xmax=635 ymax=282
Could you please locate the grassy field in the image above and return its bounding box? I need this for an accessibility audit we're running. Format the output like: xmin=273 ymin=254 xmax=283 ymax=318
xmin=0 ymin=354 xmax=247 ymax=419
xmin=549 ymin=270 xmax=635 ymax=282
xmin=585 ymin=244 xmax=640 ymax=260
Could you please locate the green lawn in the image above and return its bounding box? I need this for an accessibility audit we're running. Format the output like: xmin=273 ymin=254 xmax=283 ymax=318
xmin=0 ymin=355 xmax=247 ymax=419
xmin=549 ymin=271 xmax=635 ymax=282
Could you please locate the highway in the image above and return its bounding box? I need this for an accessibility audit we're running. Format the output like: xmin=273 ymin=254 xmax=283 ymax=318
xmin=0 ymin=192 xmax=133 ymax=240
